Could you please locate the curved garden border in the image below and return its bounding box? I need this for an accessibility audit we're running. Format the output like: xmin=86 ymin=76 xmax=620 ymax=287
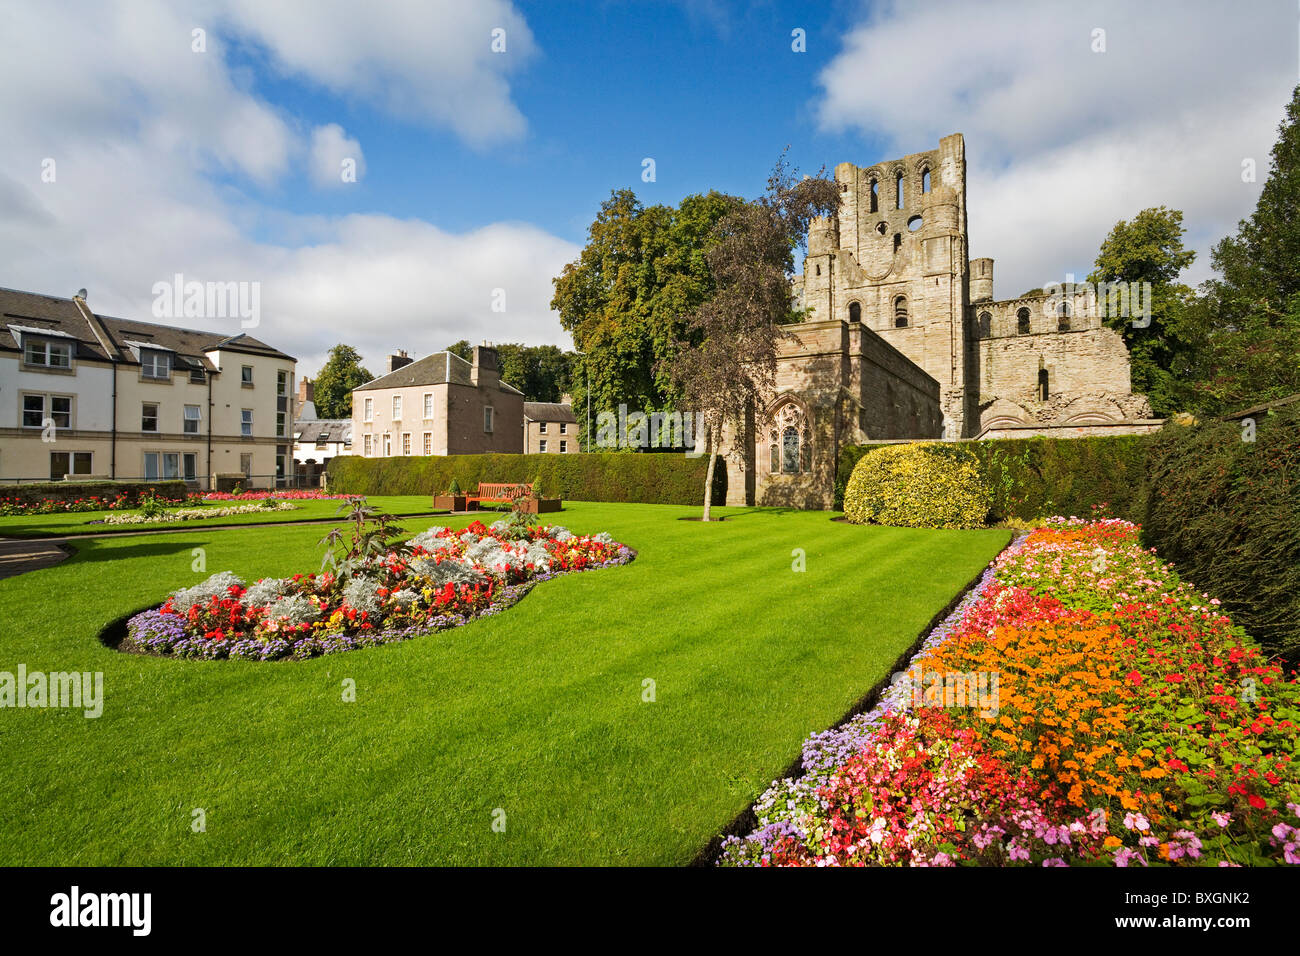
xmin=102 ymin=546 xmax=637 ymax=663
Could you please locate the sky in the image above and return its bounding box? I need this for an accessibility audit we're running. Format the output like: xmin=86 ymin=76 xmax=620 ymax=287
xmin=1 ymin=0 xmax=1296 ymax=377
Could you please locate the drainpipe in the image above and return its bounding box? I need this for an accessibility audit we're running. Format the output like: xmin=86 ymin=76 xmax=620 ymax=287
xmin=207 ymin=367 xmax=214 ymax=491
xmin=110 ymin=358 xmax=117 ymax=479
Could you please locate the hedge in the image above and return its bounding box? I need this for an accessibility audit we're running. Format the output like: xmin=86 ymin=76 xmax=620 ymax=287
xmin=1142 ymin=404 xmax=1300 ymax=662
xmin=326 ymin=452 xmax=727 ymax=506
xmin=835 ymin=435 xmax=1153 ymax=522
xmin=0 ymin=480 xmax=190 ymax=505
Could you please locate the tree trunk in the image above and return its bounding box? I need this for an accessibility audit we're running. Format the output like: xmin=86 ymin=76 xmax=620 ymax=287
xmin=701 ymin=423 xmax=715 ymax=522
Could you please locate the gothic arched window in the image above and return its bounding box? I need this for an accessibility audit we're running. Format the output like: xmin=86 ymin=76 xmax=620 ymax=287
xmin=1017 ymin=307 xmax=1031 ymax=335
xmin=869 ymin=179 xmax=878 ymax=213
xmin=894 ymin=295 xmax=909 ymax=328
xmin=781 ymin=427 xmax=800 ymax=474
xmin=848 ymin=301 xmax=861 ymax=323
xmin=978 ymin=311 xmax=992 ymax=338
xmin=921 ymin=168 xmax=931 ymax=193
xmin=1057 ymin=301 xmax=1071 ymax=331
xmin=1038 ymin=368 xmax=1050 ymax=401
xmin=895 ymin=171 xmax=905 ymax=209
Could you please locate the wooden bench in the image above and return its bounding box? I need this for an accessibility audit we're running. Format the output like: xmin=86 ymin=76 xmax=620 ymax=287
xmin=464 ymin=482 xmax=531 ymax=508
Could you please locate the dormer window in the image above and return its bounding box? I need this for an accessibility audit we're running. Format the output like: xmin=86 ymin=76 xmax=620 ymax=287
xmin=23 ymin=336 xmax=73 ymax=369
xmin=140 ymin=349 xmax=171 ymax=379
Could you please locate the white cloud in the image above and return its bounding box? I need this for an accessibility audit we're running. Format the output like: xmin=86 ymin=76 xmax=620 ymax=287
xmin=816 ymin=0 xmax=1298 ymax=294
xmin=0 ymin=0 xmax=573 ymax=376
xmin=309 ymin=124 xmax=366 ymax=188
xmin=214 ymin=0 xmax=537 ymax=147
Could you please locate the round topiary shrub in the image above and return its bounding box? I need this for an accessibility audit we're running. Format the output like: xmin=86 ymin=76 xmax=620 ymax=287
xmin=843 ymin=443 xmax=991 ymax=529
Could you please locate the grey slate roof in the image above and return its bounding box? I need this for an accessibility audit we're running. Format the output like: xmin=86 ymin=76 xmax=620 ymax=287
xmin=294 ymin=419 xmax=352 ymax=443
xmin=355 ymin=350 xmax=524 ymax=395
xmin=524 ymin=401 xmax=577 ymax=423
xmin=0 ymin=285 xmax=295 ymax=365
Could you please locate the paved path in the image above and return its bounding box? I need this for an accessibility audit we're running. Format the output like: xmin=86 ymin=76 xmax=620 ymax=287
xmin=0 ymin=509 xmax=476 ymax=581
xmin=0 ymin=539 xmax=73 ymax=580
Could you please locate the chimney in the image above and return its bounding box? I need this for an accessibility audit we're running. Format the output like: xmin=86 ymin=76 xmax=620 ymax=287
xmin=387 ymin=349 xmax=413 ymax=373
xmin=471 ymin=344 xmax=499 ymax=387
xmin=297 ymin=377 xmax=315 ymax=404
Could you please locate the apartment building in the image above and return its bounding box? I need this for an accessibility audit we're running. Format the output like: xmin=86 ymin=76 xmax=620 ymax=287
xmin=352 ymin=345 xmax=523 ymax=457
xmin=0 ymin=286 xmax=296 ymax=487
xmin=524 ymin=400 xmax=579 ymax=454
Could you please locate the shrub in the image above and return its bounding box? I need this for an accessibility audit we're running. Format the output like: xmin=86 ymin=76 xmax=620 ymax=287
xmin=1142 ymin=403 xmax=1300 ymax=661
xmin=448 ymin=477 xmax=462 ymax=495
xmin=843 ymin=442 xmax=990 ymax=529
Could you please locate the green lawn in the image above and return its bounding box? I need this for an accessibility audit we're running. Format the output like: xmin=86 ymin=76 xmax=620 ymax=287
xmin=0 ymin=495 xmax=442 ymax=538
xmin=0 ymin=503 xmax=1009 ymax=865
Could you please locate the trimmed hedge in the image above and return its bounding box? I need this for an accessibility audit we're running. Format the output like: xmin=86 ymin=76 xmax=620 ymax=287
xmin=843 ymin=443 xmax=990 ymax=529
xmin=836 ymin=435 xmax=1153 ymax=522
xmin=0 ymin=480 xmax=190 ymax=505
xmin=1143 ymin=405 xmax=1300 ymax=661
xmin=327 ymin=452 xmax=726 ymax=506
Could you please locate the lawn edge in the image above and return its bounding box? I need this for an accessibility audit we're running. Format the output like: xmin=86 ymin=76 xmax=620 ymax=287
xmin=687 ymin=529 xmax=1015 ymax=867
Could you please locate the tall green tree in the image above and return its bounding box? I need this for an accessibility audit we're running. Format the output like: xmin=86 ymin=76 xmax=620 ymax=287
xmin=551 ymin=188 xmax=742 ymax=442
xmin=1086 ymin=206 xmax=1197 ymax=417
xmin=1188 ymin=85 xmax=1300 ymax=412
xmin=665 ymin=157 xmax=839 ymax=520
xmin=312 ymin=344 xmax=373 ymax=419
xmin=440 ymin=341 xmax=575 ymax=402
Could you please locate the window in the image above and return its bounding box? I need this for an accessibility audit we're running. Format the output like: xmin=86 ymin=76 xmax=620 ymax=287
xmin=896 ymin=171 xmax=904 ymax=209
xmin=142 ymin=402 xmax=159 ymax=432
xmin=184 ymin=404 xmax=201 ymax=434
xmin=848 ymin=301 xmax=862 ymax=323
xmin=144 ymin=452 xmax=180 ymax=480
xmin=140 ymin=350 xmax=171 ymax=379
xmin=183 ymin=453 xmax=197 ymax=482
xmin=1057 ymin=302 xmax=1072 ymax=332
xmin=484 ymin=407 xmax=494 ymax=433
xmin=276 ymin=396 xmax=288 ymax=438
xmin=363 ymin=434 xmax=372 ymax=456
xmin=402 ymin=433 xmax=411 ymax=456
xmin=240 ymin=453 xmax=253 ymax=477
xmin=315 ymin=433 xmax=329 ymax=451
xmin=539 ymin=421 xmax=547 ymax=433
xmin=277 ymin=369 xmax=289 ymax=396
xmin=24 ymin=337 xmax=73 ymax=369
xmin=539 ymin=439 xmax=548 ymax=453
xmin=769 ymin=430 xmax=779 ymax=474
xmin=383 ymin=433 xmax=392 ymax=456
xmin=422 ymin=432 xmax=432 ymax=455
xmin=559 ymin=422 xmax=567 ymax=434
xmin=922 ymin=168 xmax=931 ymax=193
xmin=241 ymin=365 xmax=253 ymax=386
xmin=869 ymin=179 xmax=878 ymax=213
xmin=241 ymin=409 xmax=253 ymax=437
xmin=189 ymin=367 xmax=206 ymax=384
xmin=49 ymin=451 xmax=91 ymax=480
xmin=1017 ymin=308 xmax=1031 ymax=335
xmin=22 ymin=394 xmax=44 ymax=428
xmin=392 ymin=395 xmax=402 ymax=420
xmin=276 ymin=445 xmax=287 ymax=486
xmin=423 ymin=393 xmax=433 ymax=418
xmin=50 ymin=396 xmax=70 ymax=429
xmin=1038 ymin=369 xmax=1050 ymax=401
xmin=560 ymin=440 xmax=568 ymax=453
xmin=893 ymin=233 xmax=902 ymax=253
xmin=894 ymin=295 xmax=909 ymax=328
xmin=978 ymin=311 xmax=992 ymax=339
xmin=363 ymin=397 xmax=373 ymax=422
xmin=781 ymin=427 xmax=801 ymax=474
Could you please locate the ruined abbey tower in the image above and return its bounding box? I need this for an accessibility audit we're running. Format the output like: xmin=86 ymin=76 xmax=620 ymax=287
xmin=727 ymin=133 xmax=1157 ymax=509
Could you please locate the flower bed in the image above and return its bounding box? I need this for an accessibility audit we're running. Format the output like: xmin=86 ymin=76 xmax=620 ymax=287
xmin=102 ymin=501 xmax=298 ymax=524
xmin=0 ymin=491 xmax=200 ymax=515
xmin=202 ymin=490 xmax=346 ymax=501
xmin=121 ymin=520 xmax=632 ymax=661
xmin=719 ymin=519 xmax=1300 ymax=867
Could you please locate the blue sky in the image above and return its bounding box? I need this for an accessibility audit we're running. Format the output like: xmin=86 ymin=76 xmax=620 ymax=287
xmin=1 ymin=0 xmax=1295 ymax=375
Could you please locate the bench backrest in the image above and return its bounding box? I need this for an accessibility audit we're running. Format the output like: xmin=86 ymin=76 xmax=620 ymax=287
xmin=477 ymin=482 xmax=531 ymax=498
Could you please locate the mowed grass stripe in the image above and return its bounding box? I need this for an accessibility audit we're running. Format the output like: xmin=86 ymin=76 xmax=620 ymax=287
xmin=0 ymin=503 xmax=1008 ymax=865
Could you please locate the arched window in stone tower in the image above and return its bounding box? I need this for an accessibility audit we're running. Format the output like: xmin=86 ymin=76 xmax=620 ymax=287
xmin=895 ymin=171 xmax=905 ymax=209
xmin=921 ymin=167 xmax=931 ymax=193
xmin=978 ymin=311 xmax=992 ymax=338
xmin=848 ymin=301 xmax=861 ymax=323
xmin=869 ymin=179 xmax=878 ymax=213
xmin=1017 ymin=307 xmax=1031 ymax=335
xmin=771 ymin=402 xmax=811 ymax=475
xmin=1057 ymin=301 xmax=1072 ymax=331
xmin=1038 ymin=368 xmax=1050 ymax=401
xmin=894 ymin=295 xmax=909 ymax=328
